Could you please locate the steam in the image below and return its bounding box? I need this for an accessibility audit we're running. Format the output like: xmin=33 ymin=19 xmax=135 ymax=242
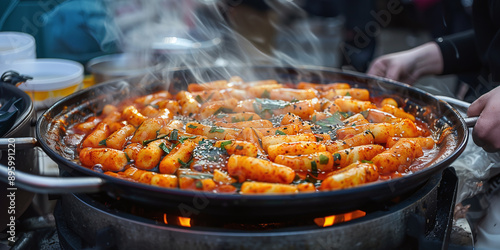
xmin=103 ymin=0 xmax=344 ymax=85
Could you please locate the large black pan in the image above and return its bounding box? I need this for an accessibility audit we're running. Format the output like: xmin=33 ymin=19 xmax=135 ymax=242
xmin=0 ymin=66 xmax=473 ymax=221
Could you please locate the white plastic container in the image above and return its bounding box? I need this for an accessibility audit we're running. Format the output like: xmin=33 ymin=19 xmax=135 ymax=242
xmin=0 ymin=32 xmax=36 ymax=64
xmin=0 ymin=59 xmax=84 ymax=110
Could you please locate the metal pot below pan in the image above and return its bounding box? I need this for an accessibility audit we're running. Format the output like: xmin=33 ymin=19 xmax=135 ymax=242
xmin=0 ymin=80 xmax=38 ymax=232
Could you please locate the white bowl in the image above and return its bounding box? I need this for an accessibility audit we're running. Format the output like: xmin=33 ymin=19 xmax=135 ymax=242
xmin=0 ymin=59 xmax=84 ymax=110
xmin=0 ymin=32 xmax=36 ymax=64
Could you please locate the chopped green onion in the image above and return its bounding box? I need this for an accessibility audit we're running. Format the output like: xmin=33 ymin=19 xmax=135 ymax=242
xmin=365 ymin=129 xmax=375 ymax=139
xmin=214 ymin=107 xmax=233 ymax=115
xmin=187 ymin=124 xmax=198 ymax=129
xmin=235 ymin=145 xmax=244 ymax=150
xmin=178 ymin=157 xmax=193 ymax=168
xmin=195 ymin=95 xmax=204 ymax=104
xmin=219 ymin=140 xmax=232 ymax=149
xmin=275 ymin=130 xmax=286 ymax=135
xmin=159 ymin=142 xmax=171 ymax=154
xmin=310 ymin=161 xmax=318 ymax=177
xmin=146 ymin=104 xmax=159 ymax=109
xmin=361 ymin=160 xmax=373 ymax=164
xmin=319 ymin=154 xmax=329 ymax=165
xmin=178 ymin=135 xmax=197 ymax=144
xmin=230 ymin=182 xmax=243 ymax=189
xmin=98 ymin=139 xmax=107 ymax=146
xmin=209 ymin=126 xmax=225 ymax=133
xmin=339 ymin=111 xmax=350 ymax=118
xmin=142 ymin=134 xmax=168 ymax=146
xmin=261 ymin=89 xmax=270 ymax=98
xmin=169 ymin=129 xmax=179 ymax=141
xmin=333 ymin=153 xmax=341 ymax=161
xmin=345 ymin=92 xmax=351 ymax=97
xmin=124 ymin=152 xmax=131 ymax=162
xmin=195 ymin=180 xmax=203 ymax=189
xmin=251 ymin=128 xmax=264 ymax=149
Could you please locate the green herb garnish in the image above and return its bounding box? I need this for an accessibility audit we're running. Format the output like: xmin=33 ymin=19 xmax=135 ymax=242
xmin=178 ymin=135 xmax=197 ymax=144
xmin=146 ymin=104 xmax=159 ymax=109
xmin=142 ymin=134 xmax=169 ymax=146
xmin=339 ymin=111 xmax=350 ymax=118
xmin=275 ymin=130 xmax=286 ymax=135
xmin=251 ymin=127 xmax=264 ymax=150
xmin=253 ymin=98 xmax=291 ymax=115
xmin=235 ymin=145 xmax=244 ymax=150
xmin=169 ymin=129 xmax=179 ymax=141
xmin=364 ymin=129 xmax=375 ymax=140
xmin=361 ymin=160 xmax=373 ymax=164
xmin=98 ymin=139 xmax=107 ymax=146
xmin=159 ymin=142 xmax=171 ymax=154
xmin=230 ymin=182 xmax=243 ymax=189
xmin=124 ymin=152 xmax=131 ymax=162
xmin=310 ymin=161 xmax=318 ymax=177
xmin=333 ymin=153 xmax=341 ymax=161
xmin=345 ymin=92 xmax=351 ymax=97
xmin=187 ymin=124 xmax=198 ymax=129
xmin=178 ymin=157 xmax=194 ymax=168
xmin=315 ymin=112 xmax=343 ymax=127
xmin=214 ymin=107 xmax=233 ymax=115
xmin=219 ymin=140 xmax=232 ymax=149
xmin=195 ymin=95 xmax=204 ymax=104
xmin=319 ymin=154 xmax=329 ymax=165
xmin=195 ymin=180 xmax=203 ymax=189
xmin=261 ymin=89 xmax=270 ymax=98
xmin=247 ymin=115 xmax=254 ymax=121
xmin=209 ymin=126 xmax=225 ymax=133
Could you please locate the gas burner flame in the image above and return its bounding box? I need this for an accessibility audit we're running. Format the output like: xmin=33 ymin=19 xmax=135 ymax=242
xmin=163 ymin=214 xmax=191 ymax=227
xmin=178 ymin=217 xmax=192 ymax=227
xmin=314 ymin=210 xmax=366 ymax=227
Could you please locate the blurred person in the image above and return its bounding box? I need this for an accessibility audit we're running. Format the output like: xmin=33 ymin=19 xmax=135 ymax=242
xmin=42 ymin=0 xmax=119 ymax=65
xmin=367 ymin=1 xmax=500 ymax=153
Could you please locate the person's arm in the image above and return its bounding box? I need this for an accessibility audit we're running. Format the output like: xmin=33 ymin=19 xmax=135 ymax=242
xmin=435 ymin=29 xmax=482 ymax=75
xmin=367 ymin=29 xmax=480 ymax=84
xmin=467 ymin=85 xmax=500 ymax=152
xmin=367 ymin=42 xmax=443 ymax=84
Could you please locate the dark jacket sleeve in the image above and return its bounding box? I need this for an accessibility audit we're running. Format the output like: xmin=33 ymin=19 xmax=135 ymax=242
xmin=435 ymin=30 xmax=482 ymax=75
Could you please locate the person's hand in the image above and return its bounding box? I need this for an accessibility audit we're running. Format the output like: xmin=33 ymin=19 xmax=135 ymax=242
xmin=467 ymin=86 xmax=500 ymax=152
xmin=367 ymin=42 xmax=444 ymax=84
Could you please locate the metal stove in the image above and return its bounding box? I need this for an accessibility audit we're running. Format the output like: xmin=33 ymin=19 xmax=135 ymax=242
xmin=6 ymin=168 xmax=462 ymax=250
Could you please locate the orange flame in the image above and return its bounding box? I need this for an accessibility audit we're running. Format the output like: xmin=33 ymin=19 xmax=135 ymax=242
xmin=314 ymin=210 xmax=366 ymax=227
xmin=163 ymin=214 xmax=168 ymax=224
xmin=178 ymin=217 xmax=192 ymax=227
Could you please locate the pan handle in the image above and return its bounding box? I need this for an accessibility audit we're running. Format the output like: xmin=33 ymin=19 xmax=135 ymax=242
xmin=0 ymin=137 xmax=104 ymax=193
xmin=0 ymin=137 xmax=39 ymax=150
xmin=435 ymin=95 xmax=477 ymax=127
xmin=0 ymin=163 xmax=105 ymax=194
